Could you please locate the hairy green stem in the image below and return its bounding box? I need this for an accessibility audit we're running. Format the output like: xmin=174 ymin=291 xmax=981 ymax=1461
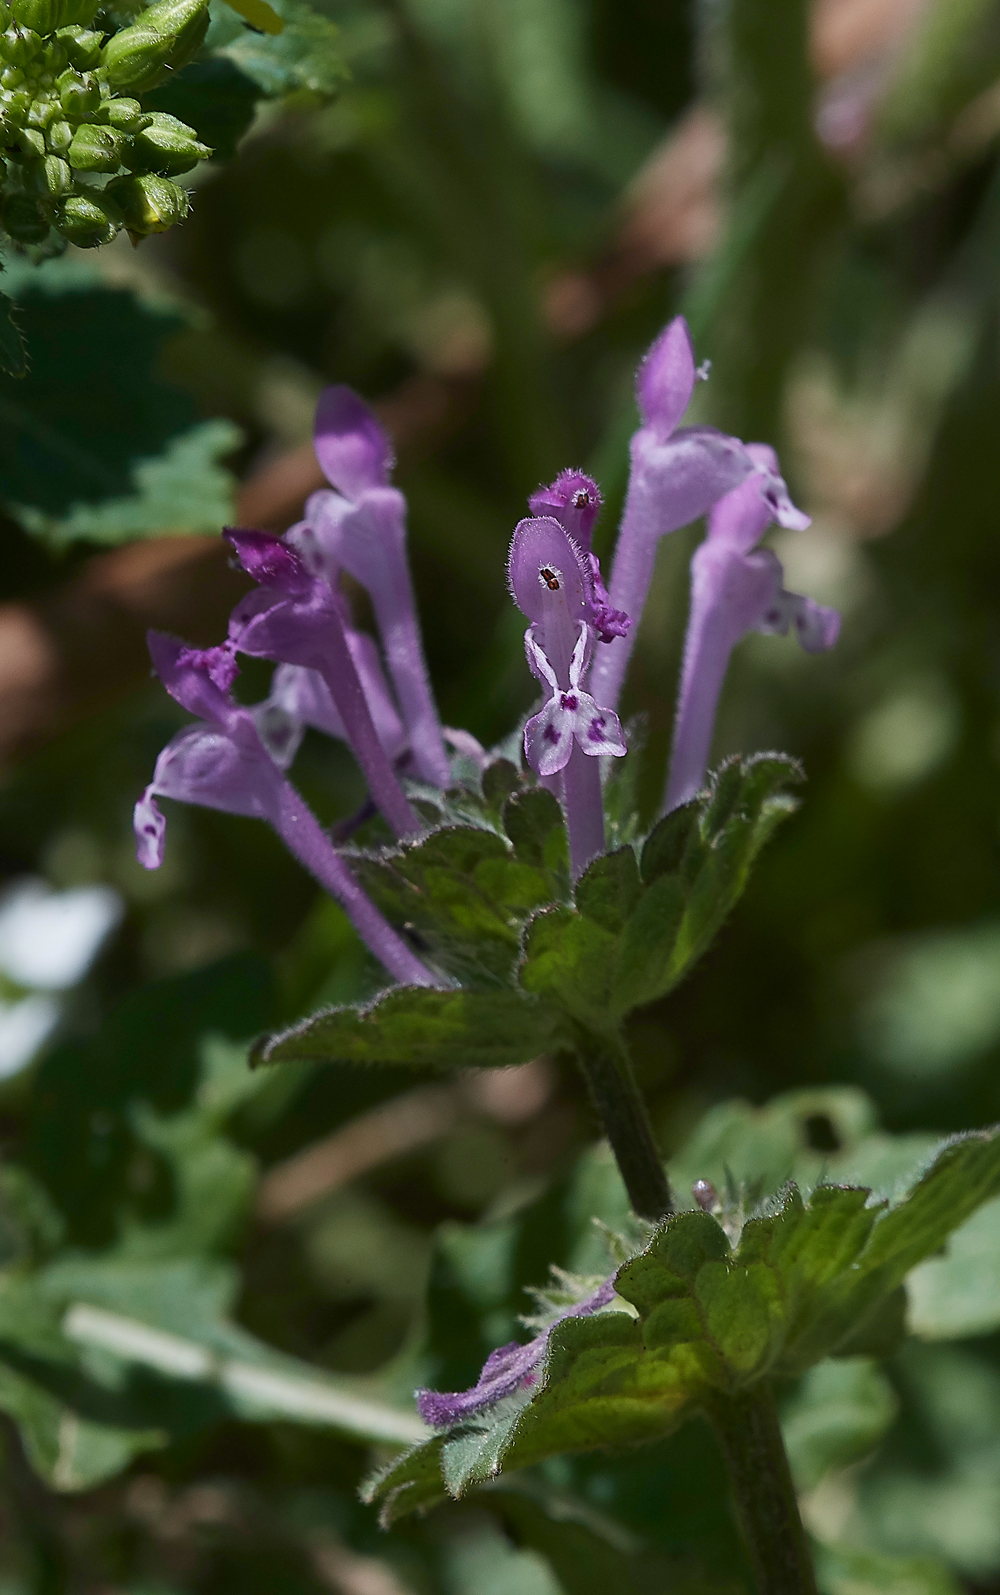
xmin=574 ymin=1032 xmax=673 ymax=1222
xmin=705 ymin=1385 xmax=818 ymax=1595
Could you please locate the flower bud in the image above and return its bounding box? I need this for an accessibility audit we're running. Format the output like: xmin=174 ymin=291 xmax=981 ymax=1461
xmin=23 ymin=149 xmax=69 ymax=191
xmin=57 ymin=25 xmax=101 ymax=68
xmin=26 ymin=98 xmax=55 ymax=129
xmin=2 ymin=189 xmax=48 ymax=240
xmin=105 ymin=95 xmax=147 ymax=131
xmin=2 ymin=24 xmax=39 ymax=64
xmin=44 ymin=113 xmax=70 ymax=147
xmin=100 ymin=0 xmax=208 ymax=92
xmin=135 ymin=0 xmax=208 ymax=56
xmin=106 ymin=169 xmax=186 ymax=234
xmin=11 ymin=0 xmax=98 ymax=32
xmin=67 ymin=118 xmax=125 ymax=169
xmin=56 ymin=185 xmax=119 ymax=244
xmin=1 ymin=88 xmax=31 ymax=119
xmin=126 ymin=109 xmax=208 ymax=174
xmin=57 ymin=65 xmax=98 ymax=112
xmin=16 ymin=124 xmax=45 ymax=154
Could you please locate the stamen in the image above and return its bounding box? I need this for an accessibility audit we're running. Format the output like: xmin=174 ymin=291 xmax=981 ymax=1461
xmin=539 ymin=564 xmax=562 ymax=591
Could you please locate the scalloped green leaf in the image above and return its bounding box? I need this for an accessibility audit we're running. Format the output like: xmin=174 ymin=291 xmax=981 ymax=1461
xmin=255 ymin=985 xmax=564 ymax=1070
xmin=366 ymin=1126 xmax=1000 ymax=1515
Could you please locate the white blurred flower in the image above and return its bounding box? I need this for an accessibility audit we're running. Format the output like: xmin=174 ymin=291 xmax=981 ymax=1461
xmin=0 ymin=879 xmax=122 ymax=991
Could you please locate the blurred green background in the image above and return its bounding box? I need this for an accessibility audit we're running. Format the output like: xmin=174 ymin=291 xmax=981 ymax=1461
xmin=2 ymin=0 xmax=1000 ymax=1588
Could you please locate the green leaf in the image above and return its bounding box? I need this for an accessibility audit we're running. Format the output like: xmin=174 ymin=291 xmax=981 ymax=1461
xmin=369 ymin=1127 xmax=1000 ymax=1513
xmin=814 ymin=1544 xmax=962 ymax=1595
xmin=575 ymin=848 xmax=641 ymax=936
xmin=255 ymin=985 xmax=564 ymax=1070
xmin=352 ymin=823 xmax=556 ymax=985
xmin=907 ymin=1194 xmax=1000 ymax=1339
xmin=0 ymin=287 xmax=26 ymax=379
xmin=207 ymin=0 xmax=346 ymax=99
xmin=502 ymin=787 xmax=571 ymax=897
xmin=0 ymin=257 xmax=241 ymax=547
xmin=780 ymin=1357 xmax=898 ymax=1492
xmin=361 ymin=1433 xmax=449 ymax=1525
xmin=610 ymin=873 xmax=686 ymax=1015
xmin=144 ymin=58 xmax=261 ymax=160
xmin=512 ymin=756 xmax=801 ymax=1025
xmin=519 ymin=907 xmax=618 ymax=1035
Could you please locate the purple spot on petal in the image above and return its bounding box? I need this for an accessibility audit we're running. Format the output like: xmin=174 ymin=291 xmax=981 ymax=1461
xmin=587 ymin=716 xmax=606 ymax=741
xmin=543 ymin=723 xmax=562 ymax=745
xmin=560 ymin=692 xmax=579 ymax=711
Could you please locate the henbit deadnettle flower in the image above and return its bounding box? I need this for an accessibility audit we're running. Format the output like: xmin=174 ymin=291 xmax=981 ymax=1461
xmin=589 ymin=316 xmax=759 ymax=712
xmin=663 ymin=444 xmax=841 ymax=813
xmin=289 ymin=386 xmax=451 ymax=789
xmin=133 ymin=634 xmax=436 ymax=989
xmin=415 ymin=1274 xmax=618 ymax=1429
xmin=223 ymin=528 xmax=421 ymax=840
xmin=508 ymin=515 xmax=626 ymax=877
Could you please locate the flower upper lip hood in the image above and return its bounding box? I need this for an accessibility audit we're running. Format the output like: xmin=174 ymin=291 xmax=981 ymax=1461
xmin=589 ymin=315 xmax=758 ymax=711
xmin=663 ymin=445 xmax=839 ymax=813
xmin=289 ymin=386 xmax=450 ymax=789
xmin=313 ymin=383 xmax=395 ymax=501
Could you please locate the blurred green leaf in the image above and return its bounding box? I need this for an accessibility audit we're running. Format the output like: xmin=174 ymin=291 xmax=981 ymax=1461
xmin=0 ymin=258 xmax=240 ymax=548
xmin=0 ymin=287 xmax=26 ymax=379
xmin=145 ymin=58 xmax=262 ymax=161
xmin=906 ymin=1194 xmax=1000 ymax=1339
xmin=814 ymin=1544 xmax=962 ymax=1595
xmin=207 ymin=0 xmax=346 ymax=99
xmin=781 ymin=1357 xmax=898 ymax=1493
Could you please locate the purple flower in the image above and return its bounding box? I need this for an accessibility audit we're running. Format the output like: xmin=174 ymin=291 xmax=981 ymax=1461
xmin=528 ymin=468 xmax=603 ymax=552
xmin=523 ymin=626 xmax=626 ymax=778
xmin=289 ymin=387 xmax=450 ymax=789
xmin=415 ymin=1275 xmax=618 ymax=1429
xmin=261 ymin=634 xmax=408 ymax=770
xmin=508 ymin=516 xmax=625 ymax=877
xmin=224 ymin=528 xmax=421 ymax=840
xmin=135 ymin=633 xmax=436 ymax=989
xmin=584 ymin=552 xmax=630 ymax=644
xmin=589 ymin=316 xmax=759 ymax=712
xmin=663 ymin=445 xmax=841 ymax=812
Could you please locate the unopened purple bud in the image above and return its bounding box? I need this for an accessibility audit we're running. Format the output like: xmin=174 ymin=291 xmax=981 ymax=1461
xmin=636 ymin=315 xmax=697 ymax=440
xmin=314 ymin=384 xmax=394 ymax=501
xmin=692 ymin=1178 xmax=718 ymax=1212
xmin=415 ymin=1275 xmax=618 ymax=1428
xmin=224 ymin=527 xmax=312 ymax=595
xmin=528 ymin=469 xmax=603 ymax=551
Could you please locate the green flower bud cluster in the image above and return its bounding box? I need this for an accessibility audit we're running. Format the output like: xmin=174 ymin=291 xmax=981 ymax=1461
xmin=0 ymin=0 xmax=211 ymax=249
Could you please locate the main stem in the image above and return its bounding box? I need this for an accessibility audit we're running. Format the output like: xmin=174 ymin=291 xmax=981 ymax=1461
xmin=575 ymin=1030 xmax=816 ymax=1590
xmin=705 ymin=1385 xmax=818 ymax=1595
xmin=574 ymin=1031 xmax=673 ymax=1222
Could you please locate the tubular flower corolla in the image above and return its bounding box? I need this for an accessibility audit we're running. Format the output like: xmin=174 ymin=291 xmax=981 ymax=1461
xmin=133 ymin=634 xmax=436 ymax=988
xmin=589 ymin=315 xmax=759 ymax=711
xmin=290 ymin=387 xmax=450 ymax=788
xmin=663 ymin=444 xmax=840 ymax=813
